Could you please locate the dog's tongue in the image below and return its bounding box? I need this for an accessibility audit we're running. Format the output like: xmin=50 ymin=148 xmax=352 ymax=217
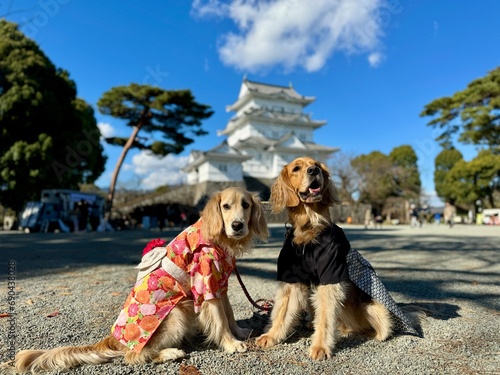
xmin=309 ymin=187 xmax=321 ymax=194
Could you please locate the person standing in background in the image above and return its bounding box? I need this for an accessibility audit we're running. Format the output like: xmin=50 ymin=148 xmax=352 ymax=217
xmin=364 ymin=208 xmax=373 ymax=229
xmin=410 ymin=204 xmax=420 ymax=228
xmin=443 ymin=202 xmax=457 ymax=228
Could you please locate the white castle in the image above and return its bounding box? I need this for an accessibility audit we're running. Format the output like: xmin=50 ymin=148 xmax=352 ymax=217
xmin=184 ymin=79 xmax=338 ymax=184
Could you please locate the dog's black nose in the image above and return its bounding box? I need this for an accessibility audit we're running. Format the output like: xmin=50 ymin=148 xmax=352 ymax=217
xmin=307 ymin=166 xmax=320 ymax=176
xmin=231 ymin=221 xmax=244 ymax=232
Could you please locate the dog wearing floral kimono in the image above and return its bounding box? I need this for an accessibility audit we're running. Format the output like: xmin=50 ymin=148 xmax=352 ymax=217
xmin=14 ymin=187 xmax=269 ymax=373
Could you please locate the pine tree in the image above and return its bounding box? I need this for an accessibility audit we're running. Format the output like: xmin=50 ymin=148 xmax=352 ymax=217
xmin=97 ymin=84 xmax=213 ymax=214
xmin=0 ymin=20 xmax=106 ymax=211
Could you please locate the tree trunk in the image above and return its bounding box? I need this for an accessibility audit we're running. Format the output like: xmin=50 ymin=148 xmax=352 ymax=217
xmin=488 ymin=192 xmax=495 ymax=208
xmin=105 ymin=125 xmax=142 ymax=219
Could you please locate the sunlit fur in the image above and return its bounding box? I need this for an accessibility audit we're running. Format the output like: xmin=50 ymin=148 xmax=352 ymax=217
xmin=269 ymin=156 xmax=341 ymax=244
xmin=14 ymin=187 xmax=269 ymax=373
xmin=257 ymin=157 xmax=418 ymax=360
xmin=202 ymin=187 xmax=269 ymax=258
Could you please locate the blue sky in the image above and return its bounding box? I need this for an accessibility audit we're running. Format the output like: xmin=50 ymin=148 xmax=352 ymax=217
xmin=3 ymin=1 xmax=499 ymax=203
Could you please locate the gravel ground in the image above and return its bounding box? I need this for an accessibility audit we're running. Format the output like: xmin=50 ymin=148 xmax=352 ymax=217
xmin=0 ymin=223 xmax=499 ymax=375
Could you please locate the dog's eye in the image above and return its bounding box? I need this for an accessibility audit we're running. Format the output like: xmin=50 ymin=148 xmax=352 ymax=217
xmin=242 ymin=201 xmax=250 ymax=209
xmin=222 ymin=204 xmax=230 ymax=210
xmin=292 ymin=165 xmax=300 ymax=172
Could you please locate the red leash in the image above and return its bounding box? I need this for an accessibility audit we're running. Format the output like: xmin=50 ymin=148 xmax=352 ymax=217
xmin=233 ymin=266 xmax=273 ymax=312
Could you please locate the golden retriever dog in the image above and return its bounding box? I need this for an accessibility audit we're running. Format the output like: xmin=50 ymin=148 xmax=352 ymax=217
xmin=255 ymin=157 xmax=420 ymax=360
xmin=14 ymin=187 xmax=269 ymax=373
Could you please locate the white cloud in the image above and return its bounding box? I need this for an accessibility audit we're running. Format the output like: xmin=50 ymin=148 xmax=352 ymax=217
xmin=191 ymin=0 xmax=229 ymax=17
xmin=129 ymin=151 xmax=188 ymax=189
xmin=368 ymin=51 xmax=383 ymax=67
xmin=97 ymin=122 xmax=115 ymax=138
xmin=192 ymin=0 xmax=389 ymax=72
xmin=122 ymin=163 xmax=134 ymax=172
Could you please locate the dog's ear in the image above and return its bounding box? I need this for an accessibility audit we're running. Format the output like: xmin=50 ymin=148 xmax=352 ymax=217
xmin=201 ymin=191 xmax=223 ymax=240
xmin=320 ymin=162 xmax=342 ymax=206
xmin=249 ymin=193 xmax=269 ymax=242
xmin=270 ymin=167 xmax=300 ymax=213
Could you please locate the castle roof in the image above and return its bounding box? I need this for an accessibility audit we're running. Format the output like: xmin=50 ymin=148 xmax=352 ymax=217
xmin=183 ymin=141 xmax=251 ymax=172
xmin=218 ymin=107 xmax=325 ymax=136
xmin=230 ymin=133 xmax=338 ymax=154
xmin=226 ymin=79 xmax=315 ymax=112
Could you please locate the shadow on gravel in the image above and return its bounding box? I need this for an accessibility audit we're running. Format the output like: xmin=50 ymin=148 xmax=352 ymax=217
xmin=1 ymin=230 xmax=179 ymax=277
xmin=234 ymin=300 xmax=460 ymax=353
xmin=382 ymin=278 xmax=499 ymax=307
xmin=399 ymin=302 xmax=461 ymax=321
xmin=2 ymin=225 xmax=498 ymax=312
xmin=230 ymin=292 xmax=461 ymax=348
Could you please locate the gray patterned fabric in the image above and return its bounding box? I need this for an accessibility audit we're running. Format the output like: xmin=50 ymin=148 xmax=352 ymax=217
xmin=347 ymin=248 xmax=419 ymax=335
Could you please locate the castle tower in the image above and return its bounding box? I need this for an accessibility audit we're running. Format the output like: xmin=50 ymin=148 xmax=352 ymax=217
xmin=184 ymin=78 xmax=338 ymax=185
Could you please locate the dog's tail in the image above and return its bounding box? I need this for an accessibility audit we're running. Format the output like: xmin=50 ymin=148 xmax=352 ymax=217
xmin=14 ymin=336 xmax=125 ymax=373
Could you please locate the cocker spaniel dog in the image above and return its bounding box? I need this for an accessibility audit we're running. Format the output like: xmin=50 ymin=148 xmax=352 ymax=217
xmin=15 ymin=187 xmax=269 ymax=373
xmin=255 ymin=157 xmax=421 ymax=360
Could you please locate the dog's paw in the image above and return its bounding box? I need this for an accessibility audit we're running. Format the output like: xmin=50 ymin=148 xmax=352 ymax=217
xmin=224 ymin=340 xmax=247 ymax=353
xmin=338 ymin=323 xmax=353 ymax=336
xmin=233 ymin=326 xmax=252 ymax=340
xmin=255 ymin=334 xmax=277 ymax=348
xmin=153 ymin=348 xmax=187 ymax=363
xmin=309 ymin=345 xmax=331 ymax=361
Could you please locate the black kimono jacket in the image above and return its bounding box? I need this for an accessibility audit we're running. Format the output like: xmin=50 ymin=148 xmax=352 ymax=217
xmin=277 ymin=223 xmax=418 ymax=335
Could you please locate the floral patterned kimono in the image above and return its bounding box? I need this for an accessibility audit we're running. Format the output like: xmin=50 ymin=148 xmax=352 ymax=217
xmin=111 ymin=219 xmax=235 ymax=352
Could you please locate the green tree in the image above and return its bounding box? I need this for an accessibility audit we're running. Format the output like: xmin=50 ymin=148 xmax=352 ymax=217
xmin=423 ymin=68 xmax=500 ymax=208
xmin=352 ymin=146 xmax=422 ymax=213
xmin=434 ymin=148 xmax=464 ymax=203
xmin=0 ymin=20 xmax=106 ymax=211
xmin=351 ymin=151 xmax=394 ymax=210
xmin=97 ymin=84 xmax=213 ymax=214
xmin=420 ymin=67 xmax=500 ymax=153
xmin=389 ymin=145 xmax=421 ymax=199
xmin=444 ymin=150 xmax=500 ymax=208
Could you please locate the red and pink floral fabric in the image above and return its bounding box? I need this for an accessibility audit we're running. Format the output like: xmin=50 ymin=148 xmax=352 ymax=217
xmin=111 ymin=219 xmax=235 ymax=352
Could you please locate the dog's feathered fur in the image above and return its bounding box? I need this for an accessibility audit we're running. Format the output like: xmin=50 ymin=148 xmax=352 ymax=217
xmin=14 ymin=187 xmax=269 ymax=373
xmin=255 ymin=157 xmax=420 ymax=360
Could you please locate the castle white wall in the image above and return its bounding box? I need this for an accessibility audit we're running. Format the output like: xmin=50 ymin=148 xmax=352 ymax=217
xmin=187 ymin=170 xmax=199 ymax=184
xmin=241 ymin=148 xmax=272 ymax=178
xmin=227 ymin=125 xmax=255 ymax=147
xmin=227 ymin=122 xmax=313 ymax=147
xmin=198 ymin=161 xmax=243 ymax=182
xmin=236 ymin=98 xmax=302 ymax=117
